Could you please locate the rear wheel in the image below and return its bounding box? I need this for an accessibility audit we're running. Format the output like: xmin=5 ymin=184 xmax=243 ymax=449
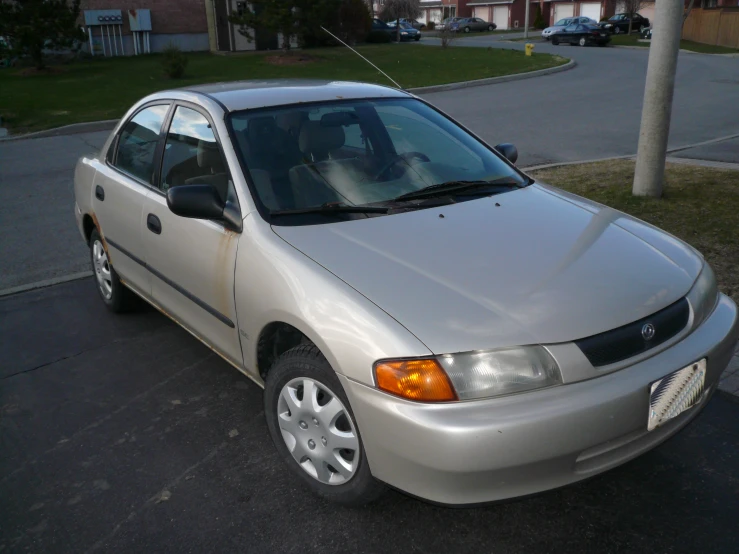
xmin=89 ymin=229 xmax=136 ymax=312
xmin=264 ymin=344 xmax=385 ymax=506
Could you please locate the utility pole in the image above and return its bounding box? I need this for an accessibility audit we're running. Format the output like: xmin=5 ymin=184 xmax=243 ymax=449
xmin=632 ymin=0 xmax=684 ymax=197
xmin=524 ymin=0 xmax=530 ymax=39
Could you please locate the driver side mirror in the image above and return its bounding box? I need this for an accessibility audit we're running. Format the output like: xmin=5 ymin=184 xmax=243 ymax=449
xmin=166 ymin=184 xmax=242 ymax=232
xmin=494 ymin=143 xmax=518 ymax=165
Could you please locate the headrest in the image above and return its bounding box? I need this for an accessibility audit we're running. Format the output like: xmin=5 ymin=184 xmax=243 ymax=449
xmin=298 ymin=120 xmax=345 ymax=160
xmin=276 ymin=111 xmax=308 ymax=136
xmin=197 ymin=139 xmax=222 ymax=169
xmin=247 ymin=116 xmax=278 ymax=144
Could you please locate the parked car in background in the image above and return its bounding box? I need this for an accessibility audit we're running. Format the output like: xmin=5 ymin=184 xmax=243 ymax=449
xmin=600 ymin=13 xmax=650 ymax=35
xmin=385 ymin=21 xmax=421 ymax=41
xmin=542 ymin=17 xmax=596 ymax=40
xmin=551 ymin=23 xmax=610 ymax=46
xmin=437 ymin=17 xmax=463 ymax=31
xmin=640 ymin=26 xmax=653 ymax=39
xmin=73 ymin=80 xmax=739 ymax=506
xmin=387 ymin=18 xmax=425 ymax=30
xmin=371 ymin=18 xmax=397 ymax=41
xmin=450 ymin=17 xmax=496 ymax=33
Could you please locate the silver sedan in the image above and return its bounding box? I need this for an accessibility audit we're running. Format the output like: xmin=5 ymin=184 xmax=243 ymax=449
xmin=74 ymin=80 xmax=739 ymax=506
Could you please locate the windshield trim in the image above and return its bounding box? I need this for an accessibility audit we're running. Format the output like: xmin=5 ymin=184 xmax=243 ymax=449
xmin=225 ymin=96 xmax=534 ymax=227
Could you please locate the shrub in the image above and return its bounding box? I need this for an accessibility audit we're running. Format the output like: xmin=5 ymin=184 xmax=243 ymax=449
xmin=427 ymin=21 xmax=435 ymax=30
xmin=337 ymin=0 xmax=372 ymax=45
xmin=366 ymin=30 xmax=392 ymax=43
xmin=534 ymin=6 xmax=546 ymax=30
xmin=162 ymin=43 xmax=188 ymax=79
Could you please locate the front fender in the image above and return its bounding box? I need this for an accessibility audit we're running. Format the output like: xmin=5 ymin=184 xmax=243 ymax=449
xmin=234 ymin=216 xmax=432 ymax=386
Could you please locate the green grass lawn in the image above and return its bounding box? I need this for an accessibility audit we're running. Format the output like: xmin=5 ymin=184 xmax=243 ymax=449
xmin=531 ymin=160 xmax=739 ymax=303
xmin=0 ymin=45 xmax=566 ymax=133
xmin=610 ymin=34 xmax=739 ymax=54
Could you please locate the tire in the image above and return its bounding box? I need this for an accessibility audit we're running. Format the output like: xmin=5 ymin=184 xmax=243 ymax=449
xmin=487 ymin=25 xmax=494 ymax=31
xmin=464 ymin=26 xmax=471 ymax=33
xmin=89 ymin=228 xmax=136 ymax=313
xmin=552 ymin=37 xmax=560 ymax=45
xmin=579 ymin=37 xmax=587 ymax=47
xmin=613 ymin=26 xmax=621 ymax=35
xmin=414 ymin=36 xmax=420 ymax=41
xmin=264 ymin=344 xmax=385 ymax=506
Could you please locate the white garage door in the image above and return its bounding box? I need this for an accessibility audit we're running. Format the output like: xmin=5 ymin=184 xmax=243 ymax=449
xmin=429 ymin=9 xmax=442 ymax=23
xmin=493 ymin=6 xmax=509 ymax=30
xmin=580 ymin=2 xmax=601 ymax=22
xmin=553 ymin=3 xmax=575 ymax=23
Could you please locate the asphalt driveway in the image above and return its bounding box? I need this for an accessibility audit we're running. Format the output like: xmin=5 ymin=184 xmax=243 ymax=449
xmin=1 ymin=279 xmax=738 ymax=553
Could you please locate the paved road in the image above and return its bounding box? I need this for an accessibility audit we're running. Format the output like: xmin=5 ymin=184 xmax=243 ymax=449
xmin=2 ymin=279 xmax=738 ymax=553
xmin=1 ymin=41 xmax=738 ymax=290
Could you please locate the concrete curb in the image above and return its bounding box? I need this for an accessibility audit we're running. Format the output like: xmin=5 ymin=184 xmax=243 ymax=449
xmin=0 ymin=271 xmax=93 ymax=298
xmin=0 ymin=119 xmax=119 ymax=142
xmin=523 ymin=131 xmax=739 ymax=172
xmin=408 ymin=59 xmax=575 ymax=94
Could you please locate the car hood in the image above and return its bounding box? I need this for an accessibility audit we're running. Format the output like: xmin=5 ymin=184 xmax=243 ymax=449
xmin=272 ymin=184 xmax=702 ymax=354
xmin=544 ymin=26 xmax=564 ymax=31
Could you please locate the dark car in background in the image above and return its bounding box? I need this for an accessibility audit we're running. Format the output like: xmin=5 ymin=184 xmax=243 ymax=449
xmin=388 ymin=17 xmax=425 ymax=30
xmin=600 ymin=13 xmax=650 ymax=34
xmin=552 ymin=23 xmax=610 ymax=47
xmin=438 ymin=16 xmax=463 ymax=31
xmin=372 ymin=18 xmax=398 ymax=40
xmin=450 ymin=17 xmax=496 ymax=33
xmin=395 ymin=21 xmax=421 ymax=41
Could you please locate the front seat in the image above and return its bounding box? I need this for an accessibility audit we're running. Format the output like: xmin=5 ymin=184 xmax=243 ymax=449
xmin=184 ymin=139 xmax=229 ymax=202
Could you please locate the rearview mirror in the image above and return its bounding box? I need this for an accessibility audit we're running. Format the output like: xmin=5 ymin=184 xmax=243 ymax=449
xmin=166 ymin=184 xmax=242 ymax=232
xmin=494 ymin=143 xmax=518 ymax=164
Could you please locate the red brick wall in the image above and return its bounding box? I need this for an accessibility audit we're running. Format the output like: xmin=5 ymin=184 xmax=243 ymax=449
xmin=80 ymin=0 xmax=208 ymax=35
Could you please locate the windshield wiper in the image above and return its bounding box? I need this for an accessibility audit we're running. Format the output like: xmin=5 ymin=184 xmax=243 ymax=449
xmin=391 ymin=177 xmax=523 ymax=202
xmin=270 ymin=203 xmax=390 ymax=217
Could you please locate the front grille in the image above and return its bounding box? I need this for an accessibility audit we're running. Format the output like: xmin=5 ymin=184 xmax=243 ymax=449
xmin=575 ymin=298 xmax=690 ymax=367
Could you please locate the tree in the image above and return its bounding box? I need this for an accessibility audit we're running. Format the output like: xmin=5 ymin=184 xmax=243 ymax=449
xmin=621 ymin=0 xmax=647 ymax=35
xmin=380 ymin=0 xmax=421 ymax=42
xmin=534 ymin=5 xmax=546 ymax=30
xmin=0 ymin=0 xmax=84 ymax=70
xmin=229 ymin=0 xmax=298 ymax=51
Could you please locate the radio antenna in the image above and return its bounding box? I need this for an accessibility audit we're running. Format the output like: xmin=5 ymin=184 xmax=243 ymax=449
xmin=321 ymin=26 xmax=402 ymax=90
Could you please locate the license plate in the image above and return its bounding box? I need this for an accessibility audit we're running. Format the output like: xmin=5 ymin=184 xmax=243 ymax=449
xmin=648 ymin=359 xmax=706 ymax=431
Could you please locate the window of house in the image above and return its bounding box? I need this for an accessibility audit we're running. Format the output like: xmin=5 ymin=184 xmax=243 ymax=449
xmin=112 ymin=104 xmax=169 ymax=183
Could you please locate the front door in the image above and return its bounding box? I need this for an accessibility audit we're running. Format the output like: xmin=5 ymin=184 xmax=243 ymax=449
xmin=91 ymin=103 xmax=171 ymax=297
xmin=143 ymin=103 xmax=243 ymax=366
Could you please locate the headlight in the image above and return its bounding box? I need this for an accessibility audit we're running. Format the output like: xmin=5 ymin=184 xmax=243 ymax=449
xmin=688 ymin=263 xmax=718 ymax=328
xmin=401 ymin=31 xmax=408 ymax=35
xmin=438 ymin=347 xmax=561 ymax=400
xmin=374 ymin=346 xmax=561 ymax=402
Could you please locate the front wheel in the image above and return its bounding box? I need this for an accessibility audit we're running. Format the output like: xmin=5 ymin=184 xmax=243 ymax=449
xmin=89 ymin=228 xmax=136 ymax=312
xmin=414 ymin=35 xmax=420 ymax=41
xmin=264 ymin=344 xmax=385 ymax=506
xmin=464 ymin=26 xmax=471 ymax=33
xmin=613 ymin=26 xmax=621 ymax=35
xmin=579 ymin=37 xmax=587 ymax=47
xmin=552 ymin=37 xmax=560 ymax=45
xmin=487 ymin=25 xmax=494 ymax=31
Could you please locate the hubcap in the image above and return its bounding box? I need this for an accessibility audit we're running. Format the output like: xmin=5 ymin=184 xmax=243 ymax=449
xmin=277 ymin=377 xmax=360 ymax=485
xmin=92 ymin=240 xmax=113 ymax=300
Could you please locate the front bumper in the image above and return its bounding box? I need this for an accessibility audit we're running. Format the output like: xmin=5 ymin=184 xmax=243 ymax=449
xmin=340 ymin=294 xmax=738 ymax=505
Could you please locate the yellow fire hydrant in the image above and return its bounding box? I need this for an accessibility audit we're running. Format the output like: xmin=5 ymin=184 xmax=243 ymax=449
xmin=525 ymin=43 xmax=535 ymax=56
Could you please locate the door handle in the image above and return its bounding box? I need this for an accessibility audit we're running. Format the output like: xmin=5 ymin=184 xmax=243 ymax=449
xmin=95 ymin=185 xmax=105 ymax=201
xmin=147 ymin=214 xmax=162 ymax=235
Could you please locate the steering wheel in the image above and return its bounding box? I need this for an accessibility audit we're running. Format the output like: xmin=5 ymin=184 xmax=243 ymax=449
xmin=374 ymin=151 xmax=430 ymax=181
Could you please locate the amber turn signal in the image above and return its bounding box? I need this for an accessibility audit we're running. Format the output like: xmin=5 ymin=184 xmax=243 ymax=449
xmin=374 ymin=359 xmax=458 ymax=402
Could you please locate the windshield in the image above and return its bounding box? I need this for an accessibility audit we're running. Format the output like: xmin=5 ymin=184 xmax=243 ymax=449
xmin=554 ymin=18 xmax=573 ymax=26
xmin=228 ymin=98 xmax=525 ymax=223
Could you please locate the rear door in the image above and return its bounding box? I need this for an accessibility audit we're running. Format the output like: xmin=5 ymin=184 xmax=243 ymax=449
xmin=142 ymin=102 xmax=244 ymax=367
xmin=92 ymin=102 xmax=171 ymax=297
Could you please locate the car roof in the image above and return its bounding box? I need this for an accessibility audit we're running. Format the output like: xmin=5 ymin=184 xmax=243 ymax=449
xmin=169 ymin=79 xmax=411 ymax=112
